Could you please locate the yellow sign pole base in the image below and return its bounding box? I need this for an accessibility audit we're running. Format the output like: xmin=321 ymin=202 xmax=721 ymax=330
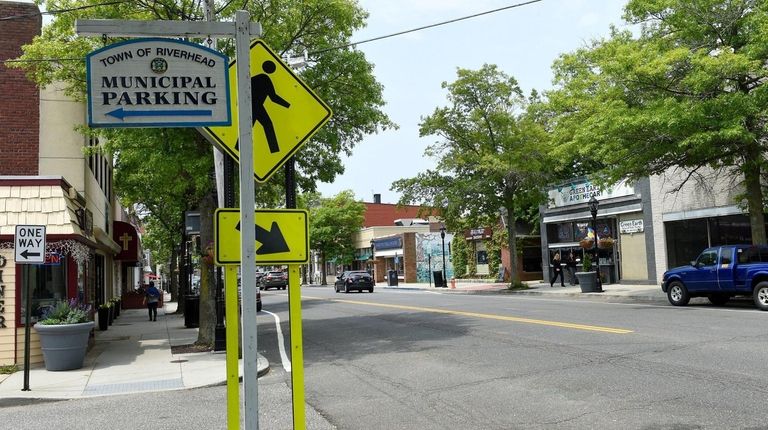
xmin=288 ymin=264 xmax=305 ymax=429
xmin=225 ymin=266 xmax=240 ymax=429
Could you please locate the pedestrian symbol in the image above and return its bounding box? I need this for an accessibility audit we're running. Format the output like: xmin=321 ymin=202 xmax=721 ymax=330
xmin=202 ymin=39 xmax=332 ymax=183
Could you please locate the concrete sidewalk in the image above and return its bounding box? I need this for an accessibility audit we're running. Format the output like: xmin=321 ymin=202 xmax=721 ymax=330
xmin=0 ymin=298 xmax=267 ymax=401
xmin=379 ymin=279 xmax=667 ymax=303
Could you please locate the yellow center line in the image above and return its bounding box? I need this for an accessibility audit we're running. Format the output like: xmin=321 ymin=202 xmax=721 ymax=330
xmin=304 ymin=295 xmax=633 ymax=334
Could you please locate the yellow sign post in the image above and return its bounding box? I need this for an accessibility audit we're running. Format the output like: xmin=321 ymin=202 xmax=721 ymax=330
xmin=214 ymin=208 xmax=309 ymax=265
xmin=202 ymin=39 xmax=332 ymax=183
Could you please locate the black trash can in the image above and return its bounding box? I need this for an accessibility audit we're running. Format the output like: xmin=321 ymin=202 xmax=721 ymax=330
xmin=387 ymin=270 xmax=398 ymax=286
xmin=184 ymin=294 xmax=200 ymax=328
xmin=433 ymin=270 xmax=445 ymax=288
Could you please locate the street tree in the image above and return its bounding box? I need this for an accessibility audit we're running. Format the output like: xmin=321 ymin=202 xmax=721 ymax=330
xmin=309 ymin=190 xmax=366 ymax=285
xmin=392 ymin=65 xmax=550 ymax=284
xmin=12 ymin=0 xmax=393 ymax=346
xmin=546 ymin=0 xmax=768 ymax=244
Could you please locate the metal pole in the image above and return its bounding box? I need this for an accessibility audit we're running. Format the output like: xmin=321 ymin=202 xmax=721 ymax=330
xmin=592 ymin=210 xmax=602 ymax=292
xmin=234 ymin=10 xmax=259 ymax=430
xmin=441 ymin=230 xmax=447 ymax=288
xmin=22 ymin=264 xmax=32 ymax=391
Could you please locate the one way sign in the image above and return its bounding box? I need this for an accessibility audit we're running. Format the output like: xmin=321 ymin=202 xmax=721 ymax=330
xmin=15 ymin=225 xmax=46 ymax=264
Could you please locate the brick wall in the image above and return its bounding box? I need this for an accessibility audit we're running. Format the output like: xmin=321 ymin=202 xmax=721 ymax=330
xmin=0 ymin=2 xmax=41 ymax=175
xmin=403 ymin=233 xmax=416 ymax=283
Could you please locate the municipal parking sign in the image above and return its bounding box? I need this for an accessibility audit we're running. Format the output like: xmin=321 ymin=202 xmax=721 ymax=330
xmin=15 ymin=225 xmax=46 ymax=264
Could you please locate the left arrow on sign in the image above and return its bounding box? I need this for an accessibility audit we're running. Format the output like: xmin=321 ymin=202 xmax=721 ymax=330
xmin=235 ymin=221 xmax=290 ymax=255
xmin=106 ymin=107 xmax=214 ymax=120
xmin=21 ymin=250 xmax=40 ymax=259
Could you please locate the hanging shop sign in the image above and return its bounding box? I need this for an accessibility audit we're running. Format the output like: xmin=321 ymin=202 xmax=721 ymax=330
xmin=86 ymin=38 xmax=231 ymax=128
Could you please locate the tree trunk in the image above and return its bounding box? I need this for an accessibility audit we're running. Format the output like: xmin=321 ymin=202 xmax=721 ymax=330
xmin=504 ymin=179 xmax=520 ymax=284
xmin=177 ymin=221 xmax=187 ymax=314
xmin=197 ymin=189 xmax=217 ymax=346
xmin=743 ymin=155 xmax=767 ymax=245
xmin=169 ymin=247 xmax=178 ymax=302
xmin=321 ymin=250 xmax=327 ymax=285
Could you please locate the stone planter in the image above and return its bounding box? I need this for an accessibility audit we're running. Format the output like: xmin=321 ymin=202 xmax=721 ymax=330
xmin=575 ymin=271 xmax=599 ymax=293
xmin=34 ymin=321 xmax=94 ymax=371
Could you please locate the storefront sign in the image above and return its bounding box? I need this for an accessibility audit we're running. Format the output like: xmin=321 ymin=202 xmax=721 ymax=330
xmin=548 ymin=180 xmax=634 ymax=208
xmin=373 ymin=236 xmax=402 ymax=251
xmin=465 ymin=228 xmax=492 ymax=240
xmin=0 ymin=255 xmax=6 ymax=328
xmin=619 ymin=219 xmax=644 ymax=234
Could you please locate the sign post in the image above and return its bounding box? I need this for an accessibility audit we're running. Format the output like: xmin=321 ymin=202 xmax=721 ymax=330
xmin=76 ymin=14 xmax=262 ymax=430
xmin=14 ymin=224 xmax=45 ymax=392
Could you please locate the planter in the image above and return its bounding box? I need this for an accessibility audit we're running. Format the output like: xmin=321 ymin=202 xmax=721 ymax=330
xmin=34 ymin=321 xmax=94 ymax=371
xmin=108 ymin=306 xmax=114 ymax=326
xmin=114 ymin=301 xmax=120 ymax=318
xmin=97 ymin=308 xmax=109 ymax=331
xmin=575 ymin=271 xmax=599 ymax=293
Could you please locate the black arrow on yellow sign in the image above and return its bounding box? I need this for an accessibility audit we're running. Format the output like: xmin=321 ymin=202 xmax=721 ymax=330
xmin=235 ymin=221 xmax=290 ymax=255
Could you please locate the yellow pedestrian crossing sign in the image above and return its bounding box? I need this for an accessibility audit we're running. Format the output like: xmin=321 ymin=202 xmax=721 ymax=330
xmin=214 ymin=208 xmax=309 ymax=265
xmin=202 ymin=39 xmax=332 ymax=183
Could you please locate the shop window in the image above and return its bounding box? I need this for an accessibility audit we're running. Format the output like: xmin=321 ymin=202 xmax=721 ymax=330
xmin=20 ymin=260 xmax=68 ymax=325
xmin=710 ymin=215 xmax=751 ymax=246
xmin=522 ymin=246 xmax=542 ymax=272
xmin=574 ymin=222 xmax=590 ymax=241
xmin=665 ymin=219 xmax=709 ymax=268
xmin=557 ymin=223 xmax=573 ymax=242
xmin=476 ymin=251 xmax=488 ymax=264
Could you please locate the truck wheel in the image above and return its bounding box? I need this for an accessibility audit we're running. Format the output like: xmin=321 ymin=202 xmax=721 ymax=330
xmin=667 ymin=281 xmax=690 ymax=306
xmin=707 ymin=294 xmax=730 ymax=306
xmin=753 ymin=281 xmax=768 ymax=311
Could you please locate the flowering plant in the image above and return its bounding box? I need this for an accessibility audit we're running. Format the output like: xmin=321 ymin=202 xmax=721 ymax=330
xmin=38 ymin=298 xmax=92 ymax=325
xmin=598 ymin=237 xmax=615 ymax=249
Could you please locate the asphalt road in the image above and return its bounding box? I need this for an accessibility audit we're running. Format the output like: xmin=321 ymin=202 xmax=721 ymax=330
xmin=4 ymin=287 xmax=767 ymax=429
xmin=257 ymin=286 xmax=768 ymax=429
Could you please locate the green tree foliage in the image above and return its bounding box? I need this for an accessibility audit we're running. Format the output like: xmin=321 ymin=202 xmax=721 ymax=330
xmin=450 ymin=234 xmax=469 ymax=278
xmin=12 ymin=0 xmax=393 ymax=344
xmin=308 ymin=190 xmax=365 ymax=284
xmin=392 ymin=64 xmax=550 ymax=283
xmin=547 ymin=0 xmax=768 ymax=244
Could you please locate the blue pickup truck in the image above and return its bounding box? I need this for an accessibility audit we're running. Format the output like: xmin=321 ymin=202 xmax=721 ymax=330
xmin=662 ymin=245 xmax=768 ymax=310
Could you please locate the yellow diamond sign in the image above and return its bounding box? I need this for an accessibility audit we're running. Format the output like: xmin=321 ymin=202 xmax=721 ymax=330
xmin=215 ymin=208 xmax=309 ymax=265
xmin=202 ymin=39 xmax=332 ymax=183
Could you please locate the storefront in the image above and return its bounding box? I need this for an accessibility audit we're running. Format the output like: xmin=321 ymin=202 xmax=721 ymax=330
xmin=540 ymin=178 xmax=656 ymax=284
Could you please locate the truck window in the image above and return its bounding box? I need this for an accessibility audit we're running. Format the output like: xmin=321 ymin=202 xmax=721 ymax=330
xmin=738 ymin=247 xmax=767 ymax=264
xmin=720 ymin=253 xmax=731 ymax=265
xmin=696 ymin=251 xmax=717 ymax=267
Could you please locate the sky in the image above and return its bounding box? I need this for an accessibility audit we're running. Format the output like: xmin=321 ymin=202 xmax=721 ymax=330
xmin=315 ymin=0 xmax=630 ymax=204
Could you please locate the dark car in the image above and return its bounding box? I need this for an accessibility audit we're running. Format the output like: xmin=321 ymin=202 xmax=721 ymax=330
xmin=335 ymin=270 xmax=374 ymax=293
xmin=260 ymin=271 xmax=287 ymax=290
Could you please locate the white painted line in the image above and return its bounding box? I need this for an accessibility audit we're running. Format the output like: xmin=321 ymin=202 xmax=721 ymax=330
xmin=262 ymin=310 xmax=292 ymax=372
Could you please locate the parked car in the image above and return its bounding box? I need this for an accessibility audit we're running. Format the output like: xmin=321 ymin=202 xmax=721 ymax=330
xmin=260 ymin=271 xmax=287 ymax=290
xmin=335 ymin=270 xmax=374 ymax=293
xmin=662 ymin=245 xmax=768 ymax=310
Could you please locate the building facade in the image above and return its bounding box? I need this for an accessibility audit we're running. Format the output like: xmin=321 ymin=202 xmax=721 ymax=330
xmin=0 ymin=1 xmax=142 ymax=367
xmin=541 ymin=169 xmax=758 ymax=285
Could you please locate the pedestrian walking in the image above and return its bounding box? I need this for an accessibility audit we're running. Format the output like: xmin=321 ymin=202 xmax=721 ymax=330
xmin=550 ymin=252 xmax=565 ymax=287
xmin=565 ymin=250 xmax=577 ymax=285
xmin=143 ymin=281 xmax=161 ymax=321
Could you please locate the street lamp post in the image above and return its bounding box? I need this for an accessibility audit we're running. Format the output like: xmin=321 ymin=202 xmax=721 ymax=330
xmin=588 ymin=196 xmax=603 ymax=292
xmin=440 ymin=225 xmax=447 ymax=288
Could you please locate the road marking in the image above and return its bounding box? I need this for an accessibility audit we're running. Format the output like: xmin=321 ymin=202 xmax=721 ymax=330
xmin=306 ymin=296 xmax=633 ymax=334
xmin=263 ymin=310 xmax=292 ymax=372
